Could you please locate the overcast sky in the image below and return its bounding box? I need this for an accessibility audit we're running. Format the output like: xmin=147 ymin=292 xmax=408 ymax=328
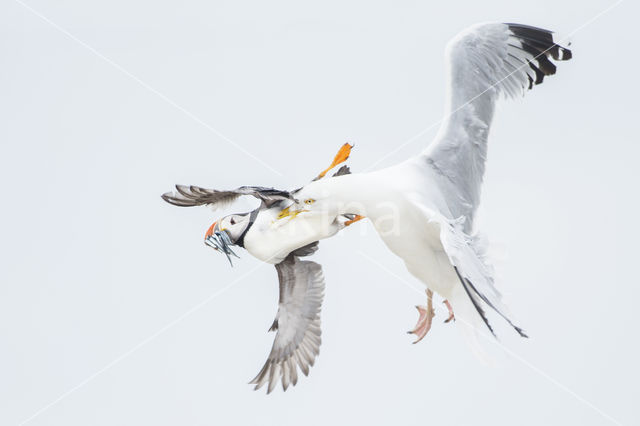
xmin=1 ymin=0 xmax=638 ymax=425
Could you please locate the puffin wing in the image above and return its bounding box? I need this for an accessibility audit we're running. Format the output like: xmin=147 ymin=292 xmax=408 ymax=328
xmin=250 ymin=243 xmax=325 ymax=393
xmin=164 ymin=144 xmax=352 ymax=209
xmin=424 ymin=23 xmax=572 ymax=226
xmin=161 ymin=185 xmax=292 ymax=209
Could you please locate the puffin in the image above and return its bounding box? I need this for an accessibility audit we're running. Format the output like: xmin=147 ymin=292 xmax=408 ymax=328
xmin=162 ymin=144 xmax=361 ymax=393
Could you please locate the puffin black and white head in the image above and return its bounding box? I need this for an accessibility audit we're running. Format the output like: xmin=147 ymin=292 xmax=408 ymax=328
xmin=203 ymin=210 xmax=257 ymax=265
xmin=161 ymin=184 xmax=292 ymax=264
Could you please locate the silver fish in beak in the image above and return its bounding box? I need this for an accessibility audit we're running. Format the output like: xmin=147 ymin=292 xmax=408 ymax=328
xmin=204 ymin=221 xmax=241 ymax=266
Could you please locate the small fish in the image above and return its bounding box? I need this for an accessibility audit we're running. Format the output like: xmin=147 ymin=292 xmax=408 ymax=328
xmin=205 ymin=231 xmax=240 ymax=266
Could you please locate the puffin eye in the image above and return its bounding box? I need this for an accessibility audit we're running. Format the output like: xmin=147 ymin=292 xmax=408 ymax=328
xmin=230 ymin=217 xmax=236 ymax=225
xmin=304 ymin=199 xmax=315 ymax=205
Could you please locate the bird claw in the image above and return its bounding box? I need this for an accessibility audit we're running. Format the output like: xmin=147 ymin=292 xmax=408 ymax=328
xmin=443 ymin=300 xmax=455 ymax=323
xmin=407 ymin=289 xmax=435 ymax=344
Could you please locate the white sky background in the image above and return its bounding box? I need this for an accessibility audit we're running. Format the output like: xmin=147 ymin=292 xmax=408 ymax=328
xmin=1 ymin=0 xmax=638 ymax=424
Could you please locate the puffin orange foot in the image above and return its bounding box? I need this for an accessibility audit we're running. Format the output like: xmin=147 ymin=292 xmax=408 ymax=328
xmin=317 ymin=143 xmax=353 ymax=179
xmin=443 ymin=299 xmax=455 ymax=323
xmin=407 ymin=289 xmax=435 ymax=344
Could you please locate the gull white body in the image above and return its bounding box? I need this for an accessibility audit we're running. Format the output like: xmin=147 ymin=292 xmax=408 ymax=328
xmin=301 ymin=161 xmax=479 ymax=326
xmin=292 ymin=22 xmax=572 ymax=338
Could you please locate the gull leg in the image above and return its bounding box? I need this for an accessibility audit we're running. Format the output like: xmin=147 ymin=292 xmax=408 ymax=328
xmin=443 ymin=300 xmax=455 ymax=323
xmin=407 ymin=289 xmax=435 ymax=344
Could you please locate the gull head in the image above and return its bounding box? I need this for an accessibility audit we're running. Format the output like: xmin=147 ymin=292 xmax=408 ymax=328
xmin=279 ymin=179 xmax=345 ymax=222
xmin=277 ymin=142 xmax=357 ymax=222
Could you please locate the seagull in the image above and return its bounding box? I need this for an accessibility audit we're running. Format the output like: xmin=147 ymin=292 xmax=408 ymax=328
xmin=281 ymin=23 xmax=572 ymax=344
xmin=161 ymin=144 xmax=361 ymax=393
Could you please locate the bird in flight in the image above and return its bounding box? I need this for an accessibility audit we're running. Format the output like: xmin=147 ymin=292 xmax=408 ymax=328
xmin=163 ymin=22 xmax=572 ymax=393
xmin=282 ymin=23 xmax=572 ymax=345
xmin=162 ymin=144 xmax=361 ymax=393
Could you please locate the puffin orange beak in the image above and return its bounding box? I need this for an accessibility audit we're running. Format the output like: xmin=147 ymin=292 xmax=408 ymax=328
xmin=204 ymin=221 xmax=217 ymax=240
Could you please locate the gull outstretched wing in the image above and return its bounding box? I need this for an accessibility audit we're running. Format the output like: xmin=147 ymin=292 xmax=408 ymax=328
xmin=424 ymin=23 xmax=572 ymax=229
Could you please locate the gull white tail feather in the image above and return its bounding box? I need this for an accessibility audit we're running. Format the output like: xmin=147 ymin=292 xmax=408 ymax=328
xmin=434 ymin=213 xmax=527 ymax=337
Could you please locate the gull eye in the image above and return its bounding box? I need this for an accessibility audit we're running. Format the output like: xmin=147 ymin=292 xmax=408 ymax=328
xmin=304 ymin=199 xmax=315 ymax=205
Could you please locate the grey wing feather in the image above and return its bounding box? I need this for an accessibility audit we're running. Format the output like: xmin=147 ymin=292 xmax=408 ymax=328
xmin=249 ymin=254 xmax=325 ymax=393
xmin=290 ymin=241 xmax=319 ymax=257
xmin=161 ymin=185 xmax=292 ymax=210
xmin=423 ymin=23 xmax=571 ymax=230
xmin=436 ymin=213 xmax=527 ymax=337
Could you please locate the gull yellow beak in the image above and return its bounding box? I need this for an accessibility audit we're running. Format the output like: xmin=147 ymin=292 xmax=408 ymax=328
xmin=277 ymin=206 xmax=305 ymax=220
